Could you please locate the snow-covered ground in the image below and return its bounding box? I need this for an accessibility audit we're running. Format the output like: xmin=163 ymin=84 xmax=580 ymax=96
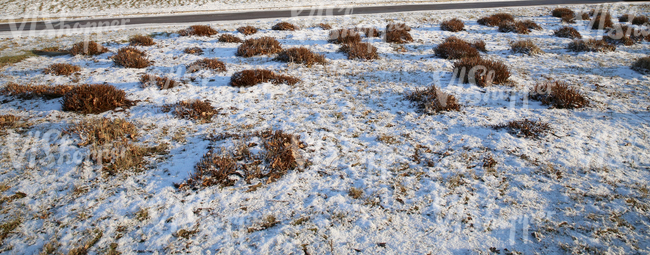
xmin=1 ymin=3 xmax=650 ymax=254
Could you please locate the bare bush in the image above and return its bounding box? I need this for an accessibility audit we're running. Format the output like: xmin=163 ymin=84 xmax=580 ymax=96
xmin=406 ymin=85 xmax=460 ymax=114
xmin=632 ymin=57 xmax=650 ymax=73
xmin=236 ymin=37 xmax=282 ymax=57
xmin=275 ymin=47 xmax=326 ymax=66
xmin=441 ymin=18 xmax=465 ymax=32
xmin=129 ymin=35 xmax=155 ymax=46
xmin=183 ymin=47 xmax=203 ymax=55
xmin=385 ymin=23 xmax=413 ymax=43
xmin=452 ymin=57 xmax=510 ymax=87
xmin=187 ymin=58 xmax=227 ymax=73
xmin=318 ymin=23 xmax=332 ymax=30
xmin=178 ymin=25 xmax=218 ymax=36
xmin=218 ymin=34 xmax=243 ymax=43
xmin=44 ymin=63 xmax=81 ymax=76
xmin=591 ymin=13 xmax=613 ymax=30
xmin=511 ymin=40 xmax=544 ymax=55
xmin=237 ymin=26 xmax=258 ymax=35
xmin=552 ymin=8 xmax=575 ymax=18
xmin=632 ymin=16 xmax=649 ymax=25
xmin=0 ymin=83 xmax=75 ymax=99
xmin=531 ymin=81 xmax=589 ymax=109
xmin=494 ymin=119 xmax=551 ymax=139
xmin=62 ymin=84 xmax=134 ymax=114
xmin=112 ymin=47 xmax=151 ymax=68
xmin=567 ymin=39 xmax=615 ymax=52
xmin=69 ymin=41 xmax=108 ymax=56
xmin=554 ymin=26 xmax=582 ymax=39
xmin=434 ymin=37 xmax=480 ymax=59
xmin=230 ymin=69 xmax=300 ymax=87
xmin=328 ymin=29 xmax=362 ymax=44
xmin=272 ymin=22 xmax=299 ymax=31
xmin=339 ymin=42 xmax=379 ymax=60
xmin=162 ymin=99 xmax=219 ymax=123
xmin=140 ymin=74 xmax=179 ymax=89
xmin=478 ymin=13 xmax=515 ymax=27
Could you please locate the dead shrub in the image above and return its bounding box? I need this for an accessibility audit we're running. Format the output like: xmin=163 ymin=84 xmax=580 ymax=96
xmin=357 ymin=27 xmax=382 ymax=37
xmin=0 ymin=83 xmax=75 ymax=99
xmin=230 ymin=69 xmax=300 ymax=87
xmin=604 ymin=25 xmax=645 ymax=46
xmin=561 ymin=14 xmax=576 ymax=24
xmin=619 ymin=14 xmax=634 ymax=23
xmin=218 ymin=34 xmax=243 ymax=43
xmin=272 ymin=22 xmax=299 ymax=31
xmin=178 ymin=25 xmax=218 ymax=36
xmin=554 ymin=26 xmax=582 ymax=39
xmin=65 ymin=117 xmax=137 ymax=146
xmin=632 ymin=57 xmax=650 ymax=73
xmin=349 ymin=187 xmax=363 ymax=199
xmin=632 ymin=16 xmax=649 ymax=25
xmin=69 ymin=41 xmax=109 ymax=56
xmin=581 ymin=13 xmax=590 ymax=20
xmin=162 ymin=99 xmax=219 ymax=123
xmin=140 ymin=74 xmax=178 ymax=89
xmin=129 ymin=35 xmax=155 ymax=46
xmin=530 ymin=81 xmax=589 ymax=109
xmin=237 ymin=26 xmax=258 ymax=35
xmin=0 ymin=115 xmax=20 ymax=131
xmin=62 ymin=84 xmax=134 ymax=114
xmin=521 ymin=20 xmax=542 ymax=30
xmin=434 ymin=37 xmax=484 ymax=59
xmin=183 ymin=47 xmax=203 ymax=55
xmin=567 ymin=39 xmax=615 ymax=52
xmin=328 ymin=29 xmax=362 ymax=44
xmin=552 ymin=8 xmax=574 ymax=18
xmin=236 ymin=37 xmax=282 ymax=57
xmin=452 ymin=57 xmax=510 ymax=87
xmin=275 ymin=47 xmax=326 ymax=66
xmin=94 ymin=140 xmax=167 ymax=175
xmin=187 ymin=58 xmax=226 ymax=73
xmin=494 ymin=119 xmax=551 ymax=139
xmin=498 ymin=21 xmax=530 ymax=34
xmin=591 ymin=13 xmax=613 ymax=30
xmin=406 ymin=85 xmax=460 ymax=114
xmin=478 ymin=13 xmax=515 ymax=26
xmin=441 ymin=18 xmax=465 ymax=32
xmin=44 ymin=63 xmax=81 ymax=76
xmin=511 ymin=40 xmax=544 ymax=55
xmin=471 ymin=40 xmax=487 ymax=52
xmin=112 ymin=47 xmax=151 ymax=68
xmin=318 ymin=23 xmax=332 ymax=30
xmin=176 ymin=130 xmax=303 ymax=189
xmin=339 ymin=42 xmax=379 ymax=60
xmin=385 ymin=23 xmax=413 ymax=43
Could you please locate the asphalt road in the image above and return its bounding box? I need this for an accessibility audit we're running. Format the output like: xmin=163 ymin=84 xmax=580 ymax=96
xmin=0 ymin=0 xmax=626 ymax=32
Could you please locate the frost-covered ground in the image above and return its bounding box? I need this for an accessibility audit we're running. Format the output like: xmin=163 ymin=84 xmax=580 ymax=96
xmin=1 ymin=3 xmax=650 ymax=254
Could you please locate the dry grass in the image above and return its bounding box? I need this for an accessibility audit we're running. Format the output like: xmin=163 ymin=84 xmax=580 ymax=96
xmin=65 ymin=117 xmax=137 ymax=146
xmin=591 ymin=13 xmax=613 ymax=30
xmin=434 ymin=36 xmax=482 ymax=59
xmin=236 ymin=37 xmax=282 ymax=57
xmin=140 ymin=74 xmax=179 ymax=89
xmin=478 ymin=13 xmax=515 ymax=27
xmin=561 ymin=14 xmax=576 ymax=24
xmin=356 ymin=27 xmax=381 ymax=37
xmin=162 ymin=99 xmax=219 ymax=123
xmin=441 ymin=18 xmax=465 ymax=32
xmin=95 ymin=140 xmax=167 ymax=175
xmin=237 ymin=26 xmax=258 ymax=35
xmin=349 ymin=187 xmax=363 ymax=199
xmin=218 ymin=34 xmax=243 ymax=43
xmin=0 ymin=218 xmax=21 ymax=244
xmin=568 ymin=39 xmax=615 ymax=52
xmin=632 ymin=57 xmax=650 ymax=73
xmin=178 ymin=25 xmax=218 ymax=36
xmin=62 ymin=84 xmax=134 ymax=114
xmin=552 ymin=8 xmax=575 ymax=18
xmin=183 ymin=47 xmax=203 ymax=55
xmin=275 ymin=47 xmax=326 ymax=66
xmin=112 ymin=47 xmax=151 ymax=68
xmin=339 ymin=42 xmax=379 ymax=60
xmin=604 ymin=25 xmax=645 ymax=46
xmin=619 ymin=14 xmax=634 ymax=23
xmin=328 ymin=29 xmax=362 ymax=44
xmin=129 ymin=35 xmax=155 ymax=46
xmin=230 ymin=69 xmax=300 ymax=87
xmin=494 ymin=119 xmax=551 ymax=139
xmin=531 ymin=81 xmax=589 ymax=109
xmin=317 ymin=23 xmax=332 ymax=30
xmin=69 ymin=41 xmax=109 ymax=56
xmin=452 ymin=57 xmax=510 ymax=87
xmin=498 ymin=20 xmax=539 ymax=34
xmin=43 ymin=63 xmax=81 ymax=76
xmin=632 ymin=16 xmax=649 ymax=25
xmin=385 ymin=23 xmax=413 ymax=44
xmin=406 ymin=85 xmax=460 ymax=114
xmin=272 ymin=22 xmax=299 ymax=31
xmin=511 ymin=40 xmax=544 ymax=55
xmin=187 ymin=58 xmax=227 ymax=73
xmin=0 ymin=115 xmax=21 ymax=131
xmin=554 ymin=26 xmax=582 ymax=39
xmin=0 ymin=52 xmax=36 ymax=68
xmin=0 ymin=83 xmax=75 ymax=99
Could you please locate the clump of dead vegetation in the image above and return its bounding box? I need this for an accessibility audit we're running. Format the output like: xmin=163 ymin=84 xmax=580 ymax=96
xmin=176 ymin=130 xmax=304 ymax=189
xmin=163 ymin=99 xmax=219 ymax=123
xmin=272 ymin=22 xmax=299 ymax=31
xmin=441 ymin=18 xmax=465 ymax=32
xmin=62 ymin=84 xmax=134 ymax=114
xmin=498 ymin=20 xmax=541 ymax=34
xmin=604 ymin=25 xmax=646 ymax=45
xmin=69 ymin=41 xmax=109 ymax=56
xmin=230 ymin=69 xmax=300 ymax=87
xmin=552 ymin=8 xmax=575 ymax=23
xmin=385 ymin=23 xmax=413 ymax=43
xmin=510 ymin=40 xmax=544 ymax=55
xmin=0 ymin=115 xmax=22 ymax=132
xmin=43 ymin=63 xmax=81 ymax=76
xmin=328 ymin=29 xmax=362 ymax=44
xmin=112 ymin=47 xmax=151 ymax=68
xmin=632 ymin=56 xmax=650 ymax=73
xmin=452 ymin=57 xmax=510 ymax=87
xmin=65 ymin=117 xmax=138 ymax=146
xmin=357 ymin=27 xmax=382 ymax=37
xmin=187 ymin=58 xmax=227 ymax=73
xmin=339 ymin=42 xmax=379 ymax=60
xmin=275 ymin=47 xmax=326 ymax=66
xmin=530 ymin=81 xmax=589 ymax=109
xmin=493 ymin=119 xmax=551 ymax=139
xmin=129 ymin=35 xmax=155 ymax=46
xmin=591 ymin=13 xmax=613 ymax=30
xmin=434 ymin=36 xmax=485 ymax=59
xmin=317 ymin=23 xmax=332 ymax=30
xmin=406 ymin=85 xmax=460 ymax=114
xmin=567 ymin=39 xmax=615 ymax=52
xmin=478 ymin=13 xmax=515 ymax=26
xmin=178 ymin=25 xmax=218 ymax=36
xmin=236 ymin=37 xmax=283 ymax=57
xmin=32 ymin=46 xmax=69 ymax=56
xmin=619 ymin=14 xmax=634 ymax=23
xmin=183 ymin=47 xmax=203 ymax=55
xmin=0 ymin=83 xmax=75 ymax=99
xmin=554 ymin=26 xmax=582 ymax=39
xmin=140 ymin=74 xmax=179 ymax=89
xmin=218 ymin=34 xmax=243 ymax=43
xmin=237 ymin=26 xmax=258 ymax=35
xmin=632 ymin=16 xmax=649 ymax=25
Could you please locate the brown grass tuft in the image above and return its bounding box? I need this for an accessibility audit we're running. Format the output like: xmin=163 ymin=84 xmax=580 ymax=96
xmin=218 ymin=34 xmax=243 ymax=43
xmin=230 ymin=69 xmax=300 ymax=87
xmin=69 ymin=41 xmax=109 ymax=56
xmin=554 ymin=26 xmax=582 ymax=39
xmin=567 ymin=39 xmax=615 ymax=52
xmin=129 ymin=35 xmax=155 ymax=46
xmin=187 ymin=58 xmax=226 ymax=73
xmin=511 ymin=40 xmax=544 ymax=55
xmin=552 ymin=8 xmax=575 ymax=18
xmin=604 ymin=25 xmax=645 ymax=46
xmin=452 ymin=57 xmax=510 ymax=87
xmin=385 ymin=23 xmax=413 ymax=43
xmin=406 ymin=85 xmax=460 ymax=114
xmin=162 ymin=99 xmax=219 ymax=123
xmin=349 ymin=187 xmax=363 ymax=199
xmin=94 ymin=140 xmax=167 ymax=175
xmin=434 ymin=37 xmax=482 ymax=59
xmin=632 ymin=16 xmax=649 ymax=25
xmin=498 ymin=21 xmax=531 ymax=34
xmin=531 ymin=81 xmax=589 ymax=109
xmin=328 ymin=29 xmax=362 ymax=44
xmin=318 ymin=23 xmax=332 ymax=30
xmin=140 ymin=74 xmax=179 ymax=89
xmin=236 ymin=37 xmax=282 ymax=57
xmin=65 ymin=117 xmax=137 ymax=146
xmin=339 ymin=42 xmax=379 ymax=60
xmin=591 ymin=13 xmax=613 ymax=30
xmin=178 ymin=25 xmax=218 ymax=36
xmin=561 ymin=14 xmax=576 ymax=24
xmin=0 ymin=115 xmax=21 ymax=131
xmin=478 ymin=13 xmax=515 ymax=27
xmin=520 ymin=20 xmax=542 ymax=30
xmin=112 ymin=47 xmax=151 ymax=68
xmin=183 ymin=47 xmax=203 ymax=55
xmin=0 ymin=83 xmax=75 ymax=99
xmin=357 ymin=27 xmax=382 ymax=37
xmin=272 ymin=22 xmax=299 ymax=31
xmin=237 ymin=26 xmax=258 ymax=35
xmin=62 ymin=84 xmax=134 ymax=114
xmin=44 ymin=63 xmax=81 ymax=76
xmin=441 ymin=18 xmax=465 ymax=32
xmin=632 ymin=57 xmax=650 ymax=73
xmin=619 ymin=14 xmax=634 ymax=23
xmin=494 ymin=119 xmax=551 ymax=139
xmin=275 ymin=47 xmax=326 ymax=66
